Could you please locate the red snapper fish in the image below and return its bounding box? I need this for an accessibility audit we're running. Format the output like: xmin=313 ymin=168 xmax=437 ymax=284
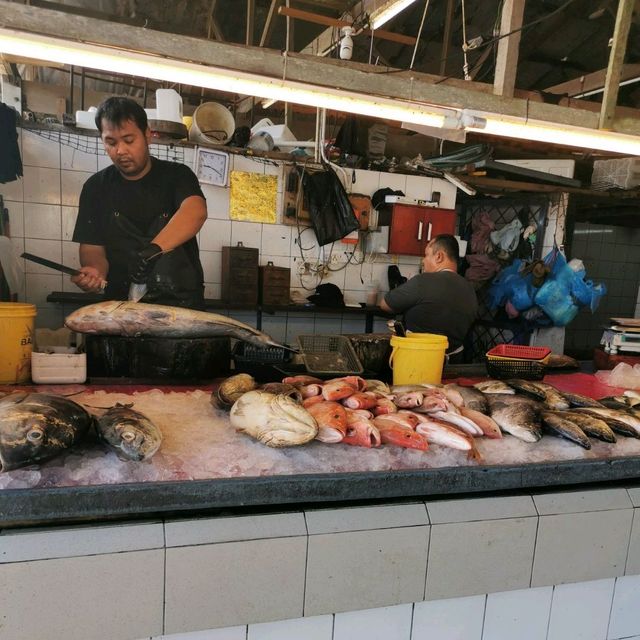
xmin=373 ymin=416 xmax=429 ymax=451
xmin=322 ymin=380 xmax=357 ymax=402
xmin=306 ymin=401 xmax=348 ymax=443
xmin=342 ymin=391 xmax=378 ymax=410
xmin=343 ymin=410 xmax=381 ymax=448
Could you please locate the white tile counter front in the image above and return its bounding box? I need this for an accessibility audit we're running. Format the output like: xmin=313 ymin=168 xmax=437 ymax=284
xmin=3 ymin=486 xmax=640 ymax=640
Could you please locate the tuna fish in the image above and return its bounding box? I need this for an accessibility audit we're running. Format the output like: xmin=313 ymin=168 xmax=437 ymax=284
xmin=540 ymin=411 xmax=591 ymax=449
xmin=95 ymin=404 xmax=162 ymax=461
xmin=0 ymin=392 xmax=92 ymax=471
xmin=230 ymin=391 xmax=318 ymax=447
xmin=65 ymin=301 xmax=286 ymax=348
xmin=486 ymin=394 xmax=542 ymax=442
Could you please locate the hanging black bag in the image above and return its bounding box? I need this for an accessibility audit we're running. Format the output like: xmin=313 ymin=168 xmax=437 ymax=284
xmin=301 ymin=164 xmax=359 ymax=246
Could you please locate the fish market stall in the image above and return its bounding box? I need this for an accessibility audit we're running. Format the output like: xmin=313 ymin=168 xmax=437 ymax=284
xmin=1 ymin=371 xmax=639 ymax=528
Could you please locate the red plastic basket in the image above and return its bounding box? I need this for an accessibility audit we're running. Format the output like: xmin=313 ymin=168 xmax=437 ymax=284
xmin=486 ymin=344 xmax=551 ymax=361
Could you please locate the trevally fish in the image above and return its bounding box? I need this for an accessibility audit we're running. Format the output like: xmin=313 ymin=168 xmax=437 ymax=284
xmin=560 ymin=411 xmax=616 ymax=443
xmin=485 ymin=394 xmax=542 ymax=442
xmin=572 ymin=407 xmax=640 ymax=438
xmin=95 ymin=404 xmax=162 ymax=461
xmin=474 ymin=380 xmax=516 ymax=395
xmin=65 ymin=301 xmax=287 ymax=349
xmin=0 ymin=392 xmax=92 ymax=471
xmin=526 ymin=381 xmax=571 ymax=411
xmin=560 ymin=391 xmax=604 ymax=409
xmin=230 ymin=390 xmax=318 ymax=447
xmin=446 ymin=383 xmax=489 ymax=414
xmin=540 ymin=411 xmax=591 ymax=449
xmin=505 ymin=379 xmax=547 ymax=401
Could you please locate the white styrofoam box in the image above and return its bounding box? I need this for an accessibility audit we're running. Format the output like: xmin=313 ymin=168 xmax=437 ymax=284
xmin=592 ymin=157 xmax=640 ymax=190
xmin=501 ymin=158 xmax=576 ymax=179
xmin=31 ymin=348 xmax=86 ymax=384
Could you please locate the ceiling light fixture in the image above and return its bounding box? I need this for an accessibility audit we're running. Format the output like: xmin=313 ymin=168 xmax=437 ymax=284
xmin=370 ymin=0 xmax=420 ymax=30
xmin=0 ymin=28 xmax=451 ymax=129
xmin=464 ymin=111 xmax=640 ymax=156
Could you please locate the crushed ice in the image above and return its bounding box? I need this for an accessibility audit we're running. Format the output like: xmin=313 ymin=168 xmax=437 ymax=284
xmin=1 ymin=387 xmax=640 ymax=490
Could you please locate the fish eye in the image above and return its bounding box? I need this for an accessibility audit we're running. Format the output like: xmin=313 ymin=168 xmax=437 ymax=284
xmin=27 ymin=428 xmax=45 ymax=443
xmin=121 ymin=430 xmax=136 ymax=442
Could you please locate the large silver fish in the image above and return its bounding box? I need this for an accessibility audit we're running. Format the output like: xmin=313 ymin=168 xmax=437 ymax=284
xmin=474 ymin=380 xmax=516 ymax=395
xmin=230 ymin=390 xmax=318 ymax=447
xmin=486 ymin=394 xmax=542 ymax=442
xmin=65 ymin=301 xmax=285 ymax=348
xmin=0 ymin=392 xmax=92 ymax=471
xmin=95 ymin=404 xmax=162 ymax=461
xmin=446 ymin=383 xmax=489 ymax=414
xmin=540 ymin=411 xmax=591 ymax=449
xmin=527 ymin=381 xmax=571 ymax=411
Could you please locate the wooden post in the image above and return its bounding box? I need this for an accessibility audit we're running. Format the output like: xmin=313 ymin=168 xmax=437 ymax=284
xmin=493 ymin=0 xmax=525 ymax=97
xmin=599 ymin=0 xmax=635 ymax=129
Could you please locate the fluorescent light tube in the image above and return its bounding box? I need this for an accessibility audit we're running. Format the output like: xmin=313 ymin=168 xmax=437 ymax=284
xmin=0 ymin=28 xmax=449 ymax=129
xmin=370 ymin=0 xmax=420 ymax=30
xmin=465 ymin=112 xmax=640 ymax=156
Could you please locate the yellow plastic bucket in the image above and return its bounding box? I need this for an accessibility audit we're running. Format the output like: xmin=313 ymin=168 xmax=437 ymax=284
xmin=389 ymin=333 xmax=448 ymax=385
xmin=0 ymin=302 xmax=37 ymax=384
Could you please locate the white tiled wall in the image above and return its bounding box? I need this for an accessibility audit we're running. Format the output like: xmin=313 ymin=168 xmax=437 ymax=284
xmin=6 ymin=488 xmax=640 ymax=640
xmin=1 ymin=129 xmax=456 ymax=339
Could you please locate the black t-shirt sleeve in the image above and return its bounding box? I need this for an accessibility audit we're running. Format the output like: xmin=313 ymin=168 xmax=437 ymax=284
xmin=171 ymin=163 xmax=206 ymax=211
xmin=384 ymin=275 xmax=422 ymax=312
xmin=72 ymin=174 xmax=106 ymax=245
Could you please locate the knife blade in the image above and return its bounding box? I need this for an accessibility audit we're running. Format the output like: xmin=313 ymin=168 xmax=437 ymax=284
xmin=128 ymin=282 xmax=147 ymax=303
xmin=21 ymin=252 xmax=107 ymax=291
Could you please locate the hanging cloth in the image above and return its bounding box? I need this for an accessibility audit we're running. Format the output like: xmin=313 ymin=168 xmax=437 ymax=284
xmin=0 ymin=103 xmax=23 ymax=184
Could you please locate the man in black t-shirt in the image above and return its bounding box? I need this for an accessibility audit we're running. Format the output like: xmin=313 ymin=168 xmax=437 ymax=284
xmin=380 ymin=235 xmax=478 ymax=353
xmin=71 ymin=97 xmax=207 ymax=309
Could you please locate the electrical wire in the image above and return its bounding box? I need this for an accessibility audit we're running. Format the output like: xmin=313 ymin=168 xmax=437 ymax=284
xmin=409 ymin=0 xmax=430 ymax=70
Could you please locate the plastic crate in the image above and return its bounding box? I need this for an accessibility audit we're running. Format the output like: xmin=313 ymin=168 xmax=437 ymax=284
xmin=232 ymin=342 xmax=291 ymax=382
xmin=485 ymin=357 xmax=546 ymax=380
xmin=486 ymin=344 xmax=551 ymax=361
xmin=297 ymin=335 xmax=364 ymax=376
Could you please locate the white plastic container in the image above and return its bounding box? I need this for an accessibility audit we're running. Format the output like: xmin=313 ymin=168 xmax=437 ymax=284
xmin=189 ymin=102 xmax=235 ymax=144
xmin=75 ymin=106 xmax=98 ymax=130
xmin=155 ymin=88 xmax=183 ymax=123
xmin=31 ymin=348 xmax=87 ymax=384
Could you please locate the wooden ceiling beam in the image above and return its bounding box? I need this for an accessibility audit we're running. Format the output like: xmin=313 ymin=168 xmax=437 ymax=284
xmin=545 ymin=63 xmax=640 ymax=97
xmin=2 ymin=1 xmax=640 ymax=136
xmin=278 ymin=5 xmax=417 ymax=45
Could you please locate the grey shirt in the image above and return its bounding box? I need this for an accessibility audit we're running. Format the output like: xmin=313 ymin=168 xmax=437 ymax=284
xmin=384 ymin=271 xmax=478 ymax=350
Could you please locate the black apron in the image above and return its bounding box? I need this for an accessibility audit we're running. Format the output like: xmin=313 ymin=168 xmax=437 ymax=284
xmin=104 ymin=190 xmax=204 ymax=310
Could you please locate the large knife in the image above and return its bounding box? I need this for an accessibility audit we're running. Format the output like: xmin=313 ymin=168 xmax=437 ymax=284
xmin=21 ymin=252 xmax=107 ymax=291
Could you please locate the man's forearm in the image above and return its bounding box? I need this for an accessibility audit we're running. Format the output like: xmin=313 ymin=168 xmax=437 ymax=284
xmin=79 ymin=244 xmax=109 ymax=277
xmin=152 ymin=195 xmax=207 ymax=252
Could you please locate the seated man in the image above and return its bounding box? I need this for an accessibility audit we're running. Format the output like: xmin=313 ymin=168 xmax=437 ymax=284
xmin=380 ymin=234 xmax=478 ymax=355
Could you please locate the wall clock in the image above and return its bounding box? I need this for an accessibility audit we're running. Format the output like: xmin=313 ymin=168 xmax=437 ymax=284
xmin=195 ymin=147 xmax=230 ymax=187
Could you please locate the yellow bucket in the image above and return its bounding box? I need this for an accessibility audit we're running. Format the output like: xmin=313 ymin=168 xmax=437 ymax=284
xmin=389 ymin=333 xmax=448 ymax=385
xmin=0 ymin=302 xmax=37 ymax=384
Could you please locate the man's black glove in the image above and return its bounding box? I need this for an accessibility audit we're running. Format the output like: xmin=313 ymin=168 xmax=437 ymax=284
xmin=129 ymin=243 xmax=163 ymax=284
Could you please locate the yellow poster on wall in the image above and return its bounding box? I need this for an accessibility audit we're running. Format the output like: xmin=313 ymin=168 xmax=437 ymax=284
xmin=229 ymin=171 xmax=278 ymax=224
